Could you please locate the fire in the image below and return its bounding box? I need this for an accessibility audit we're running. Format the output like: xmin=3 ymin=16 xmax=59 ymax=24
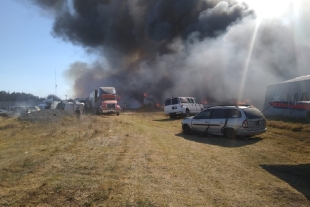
xmin=143 ymin=92 xmax=147 ymax=97
xmin=201 ymin=100 xmax=208 ymax=105
xmin=236 ymin=99 xmax=251 ymax=105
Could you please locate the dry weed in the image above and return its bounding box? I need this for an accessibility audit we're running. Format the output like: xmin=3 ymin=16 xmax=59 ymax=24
xmin=0 ymin=114 xmax=309 ymax=206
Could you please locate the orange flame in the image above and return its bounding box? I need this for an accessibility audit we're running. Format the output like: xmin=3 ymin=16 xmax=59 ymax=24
xmin=201 ymin=100 xmax=208 ymax=105
xmin=236 ymin=99 xmax=251 ymax=105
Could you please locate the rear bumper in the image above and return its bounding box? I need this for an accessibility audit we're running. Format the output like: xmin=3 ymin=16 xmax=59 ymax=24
xmin=236 ymin=128 xmax=267 ymax=136
xmin=165 ymin=111 xmax=184 ymax=116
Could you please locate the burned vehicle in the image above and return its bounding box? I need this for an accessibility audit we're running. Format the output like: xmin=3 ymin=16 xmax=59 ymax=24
xmin=181 ymin=105 xmax=266 ymax=139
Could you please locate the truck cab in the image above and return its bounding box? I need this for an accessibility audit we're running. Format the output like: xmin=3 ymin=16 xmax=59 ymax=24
xmin=100 ymin=94 xmax=121 ymax=116
xmin=88 ymin=87 xmax=121 ymax=116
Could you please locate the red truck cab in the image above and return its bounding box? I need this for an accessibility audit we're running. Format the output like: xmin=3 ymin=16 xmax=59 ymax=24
xmin=100 ymin=94 xmax=121 ymax=116
xmin=87 ymin=87 xmax=121 ymax=116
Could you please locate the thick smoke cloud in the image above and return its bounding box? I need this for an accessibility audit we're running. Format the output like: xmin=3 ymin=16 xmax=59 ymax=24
xmin=31 ymin=0 xmax=310 ymax=108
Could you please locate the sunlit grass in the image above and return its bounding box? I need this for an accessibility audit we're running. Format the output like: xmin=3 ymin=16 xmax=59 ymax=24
xmin=267 ymin=119 xmax=310 ymax=132
xmin=0 ymin=113 xmax=309 ymax=206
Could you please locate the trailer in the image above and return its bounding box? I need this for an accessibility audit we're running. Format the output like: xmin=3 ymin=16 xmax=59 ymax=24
xmin=263 ymin=75 xmax=310 ymax=119
xmin=87 ymin=87 xmax=121 ymax=116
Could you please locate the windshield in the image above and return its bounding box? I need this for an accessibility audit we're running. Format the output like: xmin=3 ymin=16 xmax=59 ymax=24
xmin=101 ymin=94 xmax=117 ymax=100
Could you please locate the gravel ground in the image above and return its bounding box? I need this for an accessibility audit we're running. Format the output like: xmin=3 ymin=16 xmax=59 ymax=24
xmin=2 ymin=109 xmax=75 ymax=123
xmin=20 ymin=109 xmax=75 ymax=122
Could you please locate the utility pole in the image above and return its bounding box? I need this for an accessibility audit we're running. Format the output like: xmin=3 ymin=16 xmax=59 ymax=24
xmin=55 ymin=70 xmax=57 ymax=98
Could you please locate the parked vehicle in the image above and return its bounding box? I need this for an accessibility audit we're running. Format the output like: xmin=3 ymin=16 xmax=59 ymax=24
xmin=37 ymin=103 xmax=46 ymax=110
xmin=181 ymin=105 xmax=266 ymax=139
xmin=28 ymin=106 xmax=40 ymax=112
xmin=37 ymin=99 xmax=59 ymax=110
xmin=57 ymin=100 xmax=84 ymax=115
xmin=86 ymin=87 xmax=121 ymax=116
xmin=164 ymin=97 xmax=204 ymax=118
xmin=14 ymin=106 xmax=30 ymax=115
xmin=43 ymin=98 xmax=59 ymax=109
xmin=6 ymin=106 xmax=16 ymax=111
xmin=0 ymin=109 xmax=9 ymax=117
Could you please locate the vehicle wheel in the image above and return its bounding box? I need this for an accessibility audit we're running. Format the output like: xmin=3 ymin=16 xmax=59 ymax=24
xmin=184 ymin=109 xmax=190 ymax=117
xmin=225 ymin=128 xmax=236 ymax=139
xmin=116 ymin=112 xmax=120 ymax=116
xmin=170 ymin=115 xmax=175 ymax=119
xmin=182 ymin=125 xmax=192 ymax=134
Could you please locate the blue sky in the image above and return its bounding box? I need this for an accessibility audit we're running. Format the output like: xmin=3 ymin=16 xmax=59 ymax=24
xmin=0 ymin=0 xmax=89 ymax=99
xmin=1 ymin=0 xmax=309 ymax=106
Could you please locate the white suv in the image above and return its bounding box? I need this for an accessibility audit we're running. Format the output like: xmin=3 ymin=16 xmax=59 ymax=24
xmin=164 ymin=97 xmax=204 ymax=118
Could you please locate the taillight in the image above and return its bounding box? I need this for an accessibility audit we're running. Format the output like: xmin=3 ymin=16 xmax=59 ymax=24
xmin=242 ymin=119 xmax=248 ymax=128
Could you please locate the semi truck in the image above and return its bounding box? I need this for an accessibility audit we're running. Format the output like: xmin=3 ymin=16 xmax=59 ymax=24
xmin=87 ymin=87 xmax=121 ymax=116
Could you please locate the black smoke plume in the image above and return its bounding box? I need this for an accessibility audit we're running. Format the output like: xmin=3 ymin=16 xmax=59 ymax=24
xmin=30 ymin=0 xmax=310 ymax=108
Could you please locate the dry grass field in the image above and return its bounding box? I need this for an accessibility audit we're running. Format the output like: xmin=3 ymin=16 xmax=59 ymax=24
xmin=0 ymin=110 xmax=309 ymax=207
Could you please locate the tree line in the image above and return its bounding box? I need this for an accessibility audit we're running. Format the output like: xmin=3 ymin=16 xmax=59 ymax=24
xmin=0 ymin=91 xmax=61 ymax=102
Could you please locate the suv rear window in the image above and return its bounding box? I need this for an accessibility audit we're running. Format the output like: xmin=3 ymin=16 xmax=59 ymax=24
xmin=243 ymin=107 xmax=264 ymax=119
xmin=165 ymin=99 xmax=171 ymax=106
xmin=172 ymin=98 xmax=179 ymax=105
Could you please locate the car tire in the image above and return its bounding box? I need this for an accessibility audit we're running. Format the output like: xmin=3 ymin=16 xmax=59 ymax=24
xmin=117 ymin=112 xmax=120 ymax=116
xmin=170 ymin=115 xmax=176 ymax=119
xmin=184 ymin=109 xmax=190 ymax=117
xmin=182 ymin=125 xmax=192 ymax=134
xmin=225 ymin=128 xmax=236 ymax=139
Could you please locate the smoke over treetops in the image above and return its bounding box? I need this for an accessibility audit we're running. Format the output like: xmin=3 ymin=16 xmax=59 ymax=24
xmin=31 ymin=0 xmax=310 ymax=108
